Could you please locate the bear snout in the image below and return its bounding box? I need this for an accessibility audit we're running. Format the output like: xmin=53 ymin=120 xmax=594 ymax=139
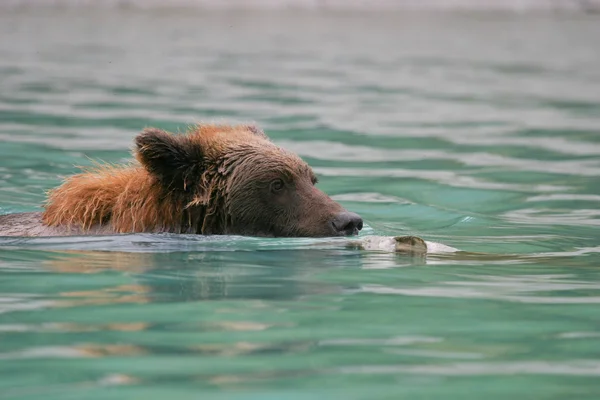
xmin=331 ymin=212 xmax=363 ymax=236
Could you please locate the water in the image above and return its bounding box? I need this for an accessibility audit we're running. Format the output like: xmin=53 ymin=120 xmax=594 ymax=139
xmin=1 ymin=6 xmax=600 ymax=399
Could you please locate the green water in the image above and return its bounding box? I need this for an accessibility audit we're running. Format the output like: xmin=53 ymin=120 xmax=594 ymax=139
xmin=1 ymin=7 xmax=600 ymax=399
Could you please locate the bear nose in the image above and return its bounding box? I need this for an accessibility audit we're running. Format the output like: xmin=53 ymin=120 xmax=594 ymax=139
xmin=331 ymin=212 xmax=363 ymax=236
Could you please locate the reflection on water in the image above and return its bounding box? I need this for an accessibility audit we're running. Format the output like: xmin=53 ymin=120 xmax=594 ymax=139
xmin=1 ymin=5 xmax=600 ymax=400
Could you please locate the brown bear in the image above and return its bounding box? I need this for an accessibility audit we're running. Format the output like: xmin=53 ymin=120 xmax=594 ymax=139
xmin=0 ymin=124 xmax=363 ymax=237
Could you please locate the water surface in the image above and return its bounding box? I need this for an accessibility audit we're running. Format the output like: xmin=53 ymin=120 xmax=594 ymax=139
xmin=1 ymin=7 xmax=600 ymax=399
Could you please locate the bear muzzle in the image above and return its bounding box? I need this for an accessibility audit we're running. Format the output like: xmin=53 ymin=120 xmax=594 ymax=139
xmin=330 ymin=212 xmax=363 ymax=236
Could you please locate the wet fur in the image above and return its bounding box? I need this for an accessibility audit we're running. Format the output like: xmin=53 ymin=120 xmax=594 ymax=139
xmin=3 ymin=123 xmax=345 ymax=237
xmin=42 ymin=125 xmax=281 ymax=234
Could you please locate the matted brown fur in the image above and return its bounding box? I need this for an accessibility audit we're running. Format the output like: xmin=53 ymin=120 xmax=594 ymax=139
xmin=43 ymin=165 xmax=176 ymax=233
xmin=43 ymin=124 xmax=261 ymax=233
xmin=41 ymin=123 xmax=352 ymax=237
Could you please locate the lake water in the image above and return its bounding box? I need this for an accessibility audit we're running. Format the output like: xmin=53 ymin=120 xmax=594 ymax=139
xmin=1 ymin=5 xmax=600 ymax=399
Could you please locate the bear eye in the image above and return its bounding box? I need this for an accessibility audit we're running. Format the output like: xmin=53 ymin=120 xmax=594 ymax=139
xmin=270 ymin=179 xmax=285 ymax=193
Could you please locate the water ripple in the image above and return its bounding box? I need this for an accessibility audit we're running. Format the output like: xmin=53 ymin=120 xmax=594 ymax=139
xmin=340 ymin=360 xmax=600 ymax=376
xmin=1 ymin=7 xmax=600 ymax=398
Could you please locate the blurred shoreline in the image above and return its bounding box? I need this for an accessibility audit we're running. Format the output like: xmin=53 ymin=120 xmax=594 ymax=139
xmin=2 ymin=0 xmax=600 ymax=12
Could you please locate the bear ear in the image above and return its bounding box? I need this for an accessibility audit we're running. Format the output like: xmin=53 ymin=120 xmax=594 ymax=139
xmin=135 ymin=128 xmax=204 ymax=190
xmin=245 ymin=124 xmax=270 ymax=140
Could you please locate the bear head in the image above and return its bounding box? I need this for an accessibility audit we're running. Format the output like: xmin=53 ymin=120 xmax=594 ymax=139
xmin=134 ymin=124 xmax=363 ymax=237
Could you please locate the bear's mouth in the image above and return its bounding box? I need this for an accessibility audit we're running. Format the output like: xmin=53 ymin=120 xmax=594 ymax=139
xmin=338 ymin=227 xmax=361 ymax=237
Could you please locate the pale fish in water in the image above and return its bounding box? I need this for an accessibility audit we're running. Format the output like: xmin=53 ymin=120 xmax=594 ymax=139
xmin=350 ymin=236 xmax=458 ymax=254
